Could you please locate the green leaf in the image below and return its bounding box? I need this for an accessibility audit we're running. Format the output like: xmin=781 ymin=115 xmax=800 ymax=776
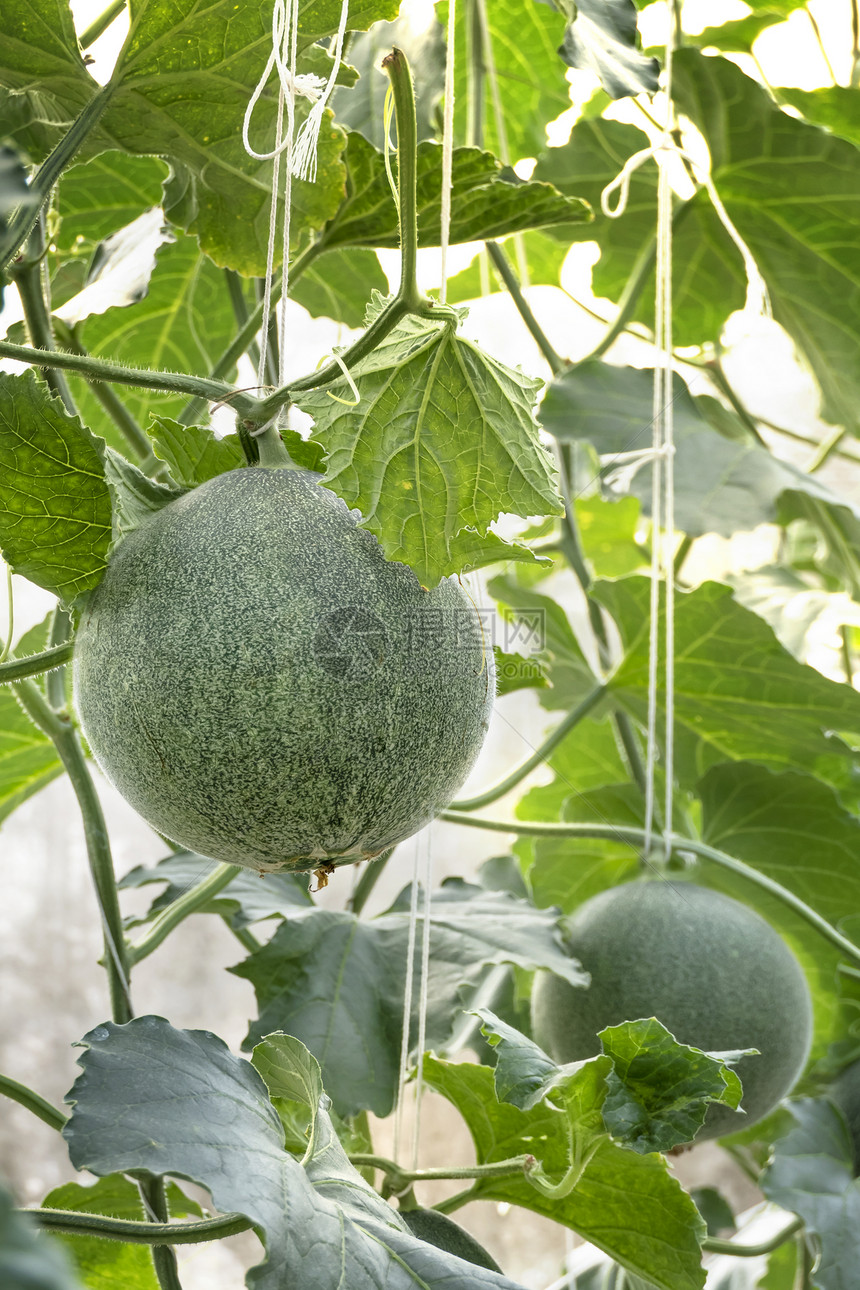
xmin=542 ymin=361 xmax=858 ymax=539
xmin=493 ymin=648 xmax=550 ymax=696
xmin=102 ymin=448 xmax=182 ymax=545
xmin=689 ymin=1187 xmax=735 ymax=1237
xmin=323 ymin=133 xmax=590 ymax=251
xmin=53 ymin=152 xmax=168 ymax=253
xmin=557 ymin=0 xmax=660 ymax=99
xmin=0 ymin=1182 xmax=81 ymax=1290
xmin=231 ymin=879 xmax=586 ymax=1118
xmin=62 ymin=1016 xmax=526 ymax=1290
xmin=472 ymin=1009 xmax=561 ymax=1111
xmin=441 ymin=0 xmax=572 ymax=163
xmin=761 ymin=1097 xmax=860 ymax=1290
xmin=290 ymin=247 xmax=388 ymax=328
xmin=145 ymin=418 xmax=245 ymax=488
xmin=295 ymin=313 xmax=561 ymax=587
xmin=423 ymin=1053 xmax=707 ymax=1290
xmin=686 ymin=11 xmax=790 ymax=54
xmin=69 ymin=232 xmax=239 ymax=433
xmin=775 ymin=87 xmax=860 ymax=149
xmin=42 ymin=1175 xmax=201 ymax=1290
xmin=575 ymin=494 xmax=645 ymax=577
xmin=487 ymin=576 xmax=594 ymax=709
xmin=119 ymin=850 xmax=312 ymax=932
xmin=671 ymin=51 xmax=860 ymax=429
xmin=330 ymin=8 xmax=446 ymax=151
xmin=595 ymin=577 xmax=860 ymax=788
xmin=0 ymin=371 xmax=111 ymax=602
xmin=0 ymin=616 xmax=64 ymax=828
xmin=598 ymin=1018 xmax=745 ymax=1154
xmin=0 ymin=0 xmax=95 ymax=161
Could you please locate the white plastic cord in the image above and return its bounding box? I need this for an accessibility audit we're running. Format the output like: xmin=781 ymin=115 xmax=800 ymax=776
xmin=439 ymin=0 xmax=457 ymax=300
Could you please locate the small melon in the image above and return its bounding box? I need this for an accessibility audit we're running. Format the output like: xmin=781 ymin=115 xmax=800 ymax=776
xmin=531 ymin=880 xmax=813 ymax=1141
xmin=73 ymin=468 xmax=493 ymax=873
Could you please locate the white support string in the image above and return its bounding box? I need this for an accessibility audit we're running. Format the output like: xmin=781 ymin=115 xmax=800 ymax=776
xmin=393 ymin=835 xmax=422 ymax=1165
xmin=411 ymin=823 xmax=435 ymax=1170
xmin=439 ymin=0 xmax=457 ymax=300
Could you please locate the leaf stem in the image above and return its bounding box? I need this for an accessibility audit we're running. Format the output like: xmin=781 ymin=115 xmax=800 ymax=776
xmin=223 ymin=919 xmax=262 ymax=956
xmin=702 ymin=1214 xmax=802 ymax=1257
xmin=431 ymin=1185 xmax=479 ymax=1215
xmin=451 ymin=685 xmax=607 ymax=811
xmin=706 ymin=356 xmax=767 ymax=446
xmin=138 ymin=1177 xmax=184 ymax=1289
xmin=46 ymin=604 xmax=72 ymax=712
xmin=8 ymin=224 xmax=78 ymax=416
xmin=577 ymin=236 xmax=657 ymax=365
xmin=12 ymin=681 xmax=133 ymax=1023
xmin=0 ymin=642 xmax=74 ymax=684
xmin=349 ymin=1153 xmax=530 ymax=1191
xmin=1 ymin=85 xmax=115 ymax=270
xmin=0 ymin=1073 xmax=67 ymax=1131
xmin=53 ymin=320 xmax=154 ymax=464
xmin=485 ymin=242 xmax=564 ymax=374
xmin=129 ymin=864 xmax=240 ymax=965
xmin=31 ymin=1206 xmax=252 ymax=1244
xmin=0 ymin=337 xmax=255 ymax=416
xmin=439 ymin=812 xmax=860 ymax=967
xmin=78 ymin=0 xmax=127 ymax=49
xmin=348 ymin=847 xmax=396 ymax=916
xmin=223 ymin=270 xmax=263 ymax=375
xmin=806 ymin=422 xmax=847 ymax=473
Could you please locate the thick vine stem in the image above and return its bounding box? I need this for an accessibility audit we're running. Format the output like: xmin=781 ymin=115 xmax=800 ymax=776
xmin=0 ymin=642 xmax=74 ymax=684
xmin=129 ymin=863 xmax=240 ymax=965
xmin=451 ymin=684 xmax=608 ymax=811
xmin=30 ymin=1207 xmax=253 ymax=1244
xmin=1 ymin=85 xmax=115 ymax=270
xmin=702 ymin=1215 xmax=803 ymax=1257
xmin=12 ymin=680 xmax=133 ymax=1024
xmin=439 ymin=812 xmax=860 ymax=968
xmin=349 ymin=1153 xmax=531 ymax=1196
xmin=8 ymin=224 xmax=78 ymax=416
xmin=0 ymin=1073 xmax=67 ymax=1131
xmin=485 ymin=242 xmax=564 ymax=375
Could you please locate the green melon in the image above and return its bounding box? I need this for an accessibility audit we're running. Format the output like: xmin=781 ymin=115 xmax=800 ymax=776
xmin=400 ymin=1208 xmax=503 ymax=1273
xmin=531 ymin=881 xmax=813 ymax=1141
xmin=73 ymin=467 xmax=494 ymax=873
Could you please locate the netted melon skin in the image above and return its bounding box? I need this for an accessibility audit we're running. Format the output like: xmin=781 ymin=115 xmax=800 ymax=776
xmin=73 ymin=468 xmax=494 ymax=872
xmin=531 ymin=881 xmax=813 ymax=1141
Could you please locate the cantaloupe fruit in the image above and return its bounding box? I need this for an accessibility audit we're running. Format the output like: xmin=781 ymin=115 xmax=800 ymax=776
xmin=531 ymin=880 xmax=812 ymax=1141
xmin=73 ymin=467 xmax=493 ymax=873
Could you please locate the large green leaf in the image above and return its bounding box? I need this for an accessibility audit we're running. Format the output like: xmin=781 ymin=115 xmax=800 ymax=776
xmin=295 ymin=310 xmax=561 ymax=586
xmin=556 ymin=0 xmax=660 ymax=99
xmin=541 ymin=361 xmax=857 ymax=538
xmin=0 ymin=371 xmax=111 ymax=601
xmin=231 ymin=879 xmax=586 ymax=1118
xmin=0 ymin=616 xmax=64 ymax=828
xmin=775 ymin=87 xmax=860 ymax=149
xmin=290 ymin=247 xmax=388 ymax=327
xmin=323 ymin=133 xmax=590 ymax=251
xmin=595 ymin=577 xmax=860 ymax=789
xmin=69 ymin=232 xmax=239 ymax=433
xmin=423 ymin=1052 xmax=706 ymax=1290
xmin=671 ymin=51 xmax=860 ymax=429
xmin=487 ymin=576 xmax=595 ymax=710
xmin=62 ymin=1017 xmax=526 ymax=1290
xmin=0 ymin=0 xmax=95 ymax=161
xmin=532 ymin=118 xmax=745 ymax=342
xmin=440 ymin=0 xmax=571 ymax=163
xmin=761 ymin=1098 xmax=860 ymax=1290
xmin=120 ymin=850 xmax=312 ymax=932
xmin=54 ymin=153 xmax=168 ymax=253
xmin=42 ymin=1176 xmax=201 ymax=1290
xmin=0 ymin=1183 xmax=81 ymax=1290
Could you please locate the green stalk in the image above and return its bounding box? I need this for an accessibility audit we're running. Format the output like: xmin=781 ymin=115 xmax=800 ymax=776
xmin=0 ymin=642 xmax=73 ymax=684
xmin=451 ymin=685 xmax=607 ymax=811
xmin=32 ymin=1207 xmax=252 ymax=1244
xmin=485 ymin=242 xmax=564 ymax=374
xmin=129 ymin=864 xmax=240 ymax=965
xmin=13 ymin=680 xmax=133 ymax=1023
xmin=223 ymin=270 xmax=263 ymax=375
xmin=0 ymin=337 xmax=255 ymax=417
xmin=439 ymin=811 xmax=860 ymax=967
xmin=46 ymin=605 xmax=72 ymax=711
xmin=1 ymin=86 xmax=115 ymax=270
xmin=465 ymin=0 xmax=484 ymax=148
xmin=349 ymin=1153 xmax=530 ymax=1193
xmin=349 ymin=848 xmax=396 ymax=916
xmin=431 ymin=1186 xmax=478 ymax=1215
xmin=0 ymin=1073 xmax=67 ymax=1131
xmin=9 ymin=225 xmax=78 ymax=415
xmin=138 ymin=1177 xmax=183 ymax=1290
xmin=577 ymin=235 xmax=657 ymax=365
xmin=703 ymin=1215 xmax=803 ymax=1257
xmin=807 ymin=422 xmax=848 ymax=473
xmin=706 ymin=356 xmax=768 ymax=445
xmin=224 ymin=920 xmax=262 ymax=956
xmin=79 ymin=0 xmax=127 ymax=50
